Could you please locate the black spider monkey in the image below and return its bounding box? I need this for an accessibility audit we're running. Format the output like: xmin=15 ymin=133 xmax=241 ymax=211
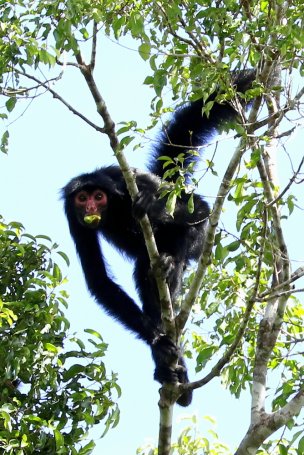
xmin=63 ymin=70 xmax=255 ymax=406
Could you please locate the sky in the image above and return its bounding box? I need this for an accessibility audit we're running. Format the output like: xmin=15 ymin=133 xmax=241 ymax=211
xmin=0 ymin=33 xmax=303 ymax=454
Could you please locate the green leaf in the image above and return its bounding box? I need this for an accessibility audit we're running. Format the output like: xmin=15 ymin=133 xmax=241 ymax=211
xmin=53 ymin=263 xmax=62 ymax=281
xmin=138 ymin=43 xmax=151 ymax=61
xmin=85 ymin=328 xmax=103 ymax=340
xmin=79 ymin=440 xmax=96 ymax=455
xmin=166 ymin=192 xmax=177 ymax=217
xmin=196 ymin=346 xmax=216 ymax=368
xmin=226 ymin=240 xmax=240 ymax=252
xmin=36 ymin=234 xmax=52 ymax=241
xmin=57 ymin=250 xmax=70 ymax=266
xmin=278 ymin=444 xmax=287 ymax=455
xmin=119 ymin=135 xmax=134 ymax=149
xmin=1 ymin=130 xmax=9 ymax=154
xmin=286 ymin=194 xmax=296 ymax=215
xmin=143 ymin=75 xmax=154 ymax=86
xmin=187 ymin=194 xmax=194 ymax=214
xmin=153 ymin=70 xmax=167 ymax=96
xmin=298 ymin=436 xmax=304 ymax=453
xmin=215 ymin=242 xmax=228 ymax=261
xmin=63 ymin=364 xmax=85 ymax=381
xmin=44 ymin=343 xmax=59 ymax=353
xmin=54 ymin=429 xmax=65 ymax=450
xmin=6 ymin=97 xmax=17 ymax=113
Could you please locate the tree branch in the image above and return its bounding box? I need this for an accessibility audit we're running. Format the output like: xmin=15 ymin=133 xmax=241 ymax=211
xmin=90 ymin=21 xmax=98 ymax=71
xmin=266 ymin=154 xmax=304 ymax=207
xmin=157 ymin=400 xmax=174 ymax=455
xmin=176 ymin=94 xmax=262 ymax=334
xmin=16 ymin=70 xmax=105 ymax=133
xmin=73 ymin=47 xmax=177 ymax=336
xmin=235 ymin=388 xmax=304 ymax=455
xmin=186 ymin=294 xmax=256 ymax=390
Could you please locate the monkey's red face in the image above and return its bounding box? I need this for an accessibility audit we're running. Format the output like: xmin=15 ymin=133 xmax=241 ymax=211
xmin=74 ymin=189 xmax=108 ymax=228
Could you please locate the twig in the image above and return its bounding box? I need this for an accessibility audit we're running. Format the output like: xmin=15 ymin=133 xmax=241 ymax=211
xmin=185 ymin=293 xmax=256 ymax=390
xmin=266 ymin=154 xmax=304 ymax=207
xmin=90 ymin=21 xmax=98 ymax=71
xmin=16 ymin=69 xmax=105 ymax=133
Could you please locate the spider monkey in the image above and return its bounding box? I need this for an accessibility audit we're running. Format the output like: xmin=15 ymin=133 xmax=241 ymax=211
xmin=63 ymin=70 xmax=255 ymax=406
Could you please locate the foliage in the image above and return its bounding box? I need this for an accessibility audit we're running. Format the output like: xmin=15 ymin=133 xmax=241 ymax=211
xmin=138 ymin=415 xmax=304 ymax=454
xmin=137 ymin=416 xmax=232 ymax=455
xmin=0 ymin=218 xmax=120 ymax=454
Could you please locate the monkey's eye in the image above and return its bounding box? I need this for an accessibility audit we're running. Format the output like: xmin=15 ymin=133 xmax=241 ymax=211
xmin=93 ymin=190 xmax=107 ymax=205
xmin=95 ymin=192 xmax=104 ymax=201
xmin=75 ymin=192 xmax=88 ymax=204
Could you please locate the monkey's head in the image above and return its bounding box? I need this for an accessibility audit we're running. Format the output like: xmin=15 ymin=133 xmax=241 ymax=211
xmin=73 ymin=187 xmax=107 ymax=228
xmin=63 ymin=176 xmax=109 ymax=229
xmin=63 ymin=168 xmax=126 ymax=229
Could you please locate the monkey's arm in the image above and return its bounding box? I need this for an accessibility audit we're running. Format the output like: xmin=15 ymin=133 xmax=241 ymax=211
xmin=68 ymin=221 xmax=154 ymax=340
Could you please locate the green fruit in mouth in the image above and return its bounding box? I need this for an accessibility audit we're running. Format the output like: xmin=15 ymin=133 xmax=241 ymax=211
xmin=84 ymin=214 xmax=101 ymax=224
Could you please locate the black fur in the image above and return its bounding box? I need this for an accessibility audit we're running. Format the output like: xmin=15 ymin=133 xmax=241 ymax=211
xmin=63 ymin=70 xmax=254 ymax=406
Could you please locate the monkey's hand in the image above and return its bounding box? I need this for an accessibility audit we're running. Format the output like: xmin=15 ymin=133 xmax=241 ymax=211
xmin=157 ymin=253 xmax=175 ymax=277
xmin=151 ymin=334 xmax=192 ymax=406
xmin=155 ymin=253 xmax=184 ymax=301
xmin=132 ymin=190 xmax=157 ymax=219
xmin=151 ymin=333 xmax=179 ymax=384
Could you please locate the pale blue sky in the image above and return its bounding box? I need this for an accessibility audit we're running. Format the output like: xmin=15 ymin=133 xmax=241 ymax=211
xmin=0 ymin=33 xmax=303 ymax=453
